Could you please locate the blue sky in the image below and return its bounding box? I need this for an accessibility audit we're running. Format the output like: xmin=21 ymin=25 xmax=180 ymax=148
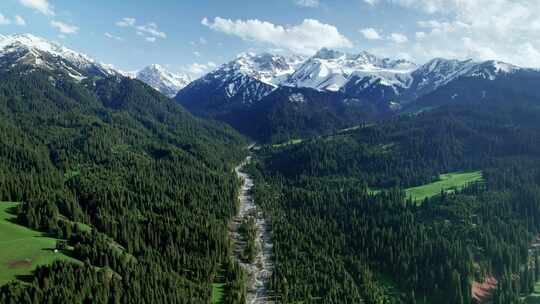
xmin=1 ymin=0 xmax=539 ymax=75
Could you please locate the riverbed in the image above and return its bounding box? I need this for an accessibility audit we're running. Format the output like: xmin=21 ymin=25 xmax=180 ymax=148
xmin=233 ymin=154 xmax=274 ymax=304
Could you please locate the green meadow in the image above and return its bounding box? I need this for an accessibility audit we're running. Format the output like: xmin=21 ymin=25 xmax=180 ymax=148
xmin=211 ymin=283 xmax=225 ymax=303
xmin=271 ymin=138 xmax=303 ymax=148
xmin=525 ymin=280 xmax=540 ymax=304
xmin=0 ymin=202 xmax=79 ymax=285
xmin=406 ymin=171 xmax=483 ymax=203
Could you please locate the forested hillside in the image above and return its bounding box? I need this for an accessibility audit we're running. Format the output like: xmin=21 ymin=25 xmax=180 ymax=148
xmin=0 ymin=65 xmax=249 ymax=303
xmin=218 ymin=86 xmax=386 ymax=143
xmin=249 ymin=100 xmax=540 ymax=303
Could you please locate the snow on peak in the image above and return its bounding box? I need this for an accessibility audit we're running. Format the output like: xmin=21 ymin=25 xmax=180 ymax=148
xmin=412 ymin=58 xmax=522 ymax=94
xmin=219 ymin=52 xmax=305 ymax=86
xmin=285 ymin=49 xmax=417 ymax=92
xmin=136 ymin=64 xmax=191 ymax=98
xmin=0 ymin=33 xmax=120 ymax=79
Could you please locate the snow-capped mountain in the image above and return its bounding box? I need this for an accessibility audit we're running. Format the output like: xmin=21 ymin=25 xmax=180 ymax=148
xmin=284 ymin=48 xmax=417 ymax=93
xmin=135 ymin=64 xmax=191 ymax=98
xmin=224 ymin=52 xmax=305 ymax=87
xmin=175 ymin=53 xmax=305 ymax=117
xmin=177 ymin=47 xmax=539 ymax=139
xmin=178 ymin=49 xmax=532 ymax=108
xmin=0 ymin=33 xmax=120 ymax=80
xmin=406 ymin=58 xmax=522 ymax=101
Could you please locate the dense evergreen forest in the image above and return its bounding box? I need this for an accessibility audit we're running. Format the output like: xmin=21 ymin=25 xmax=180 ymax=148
xmin=4 ymin=58 xmax=540 ymax=304
xmin=0 ymin=65 xmax=250 ymax=303
xmin=249 ymin=100 xmax=540 ymax=303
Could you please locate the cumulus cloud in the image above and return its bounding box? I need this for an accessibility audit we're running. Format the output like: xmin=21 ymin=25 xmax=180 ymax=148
xmin=190 ymin=37 xmax=207 ymax=47
xmin=182 ymin=62 xmax=218 ymax=77
xmin=364 ymin=0 xmax=379 ymax=5
xmin=368 ymin=0 xmax=540 ymax=67
xmin=415 ymin=31 xmax=426 ymax=40
xmin=116 ymin=17 xmax=166 ymax=42
xmin=19 ymin=0 xmax=53 ymax=16
xmin=116 ymin=17 xmax=136 ymax=27
xmin=136 ymin=22 xmax=166 ymax=39
xmin=360 ymin=28 xmax=382 ymax=40
xmin=15 ymin=15 xmax=26 ymax=26
xmin=0 ymin=13 xmax=10 ymax=25
xmin=294 ymin=0 xmax=320 ymax=8
xmin=50 ymin=20 xmax=79 ymax=34
xmin=105 ymin=32 xmax=123 ymax=41
xmin=389 ymin=33 xmax=408 ymax=43
xmin=201 ymin=17 xmax=352 ymax=55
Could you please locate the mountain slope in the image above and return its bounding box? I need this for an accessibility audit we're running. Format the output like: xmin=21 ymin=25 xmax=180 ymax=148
xmin=0 ymin=33 xmax=120 ymax=80
xmin=175 ymin=53 xmax=304 ymax=117
xmin=403 ymin=58 xmax=525 ymax=102
xmin=0 ymin=36 xmax=248 ymax=303
xmin=234 ymin=86 xmax=385 ymax=142
xmin=251 ymin=98 xmax=540 ymax=303
xmin=404 ymin=68 xmax=540 ymax=113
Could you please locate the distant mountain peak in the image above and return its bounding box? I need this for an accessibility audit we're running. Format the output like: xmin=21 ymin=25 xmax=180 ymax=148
xmin=313 ymin=48 xmax=346 ymax=60
xmin=215 ymin=52 xmax=304 ymax=87
xmin=135 ymin=64 xmax=191 ymax=98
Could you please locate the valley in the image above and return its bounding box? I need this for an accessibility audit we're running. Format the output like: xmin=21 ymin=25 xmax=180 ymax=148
xmin=1 ymin=8 xmax=540 ymax=303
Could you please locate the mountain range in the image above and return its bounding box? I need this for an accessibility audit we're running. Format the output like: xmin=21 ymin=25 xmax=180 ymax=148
xmin=3 ymin=33 xmax=540 ymax=143
xmin=177 ymin=47 xmax=533 ymax=109
xmin=0 ymin=34 xmax=191 ymax=98
xmin=175 ymin=48 xmax=540 ymax=141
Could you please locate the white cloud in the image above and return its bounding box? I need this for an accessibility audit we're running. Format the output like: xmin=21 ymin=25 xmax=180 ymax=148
xmin=193 ymin=51 xmax=201 ymax=57
xmin=116 ymin=18 xmax=167 ymax=42
xmin=19 ymin=0 xmax=53 ymax=16
xmin=136 ymin=22 xmax=166 ymax=39
xmin=415 ymin=31 xmax=426 ymax=40
xmin=104 ymin=32 xmax=123 ymax=41
xmin=0 ymin=14 xmax=10 ymax=25
xmin=190 ymin=37 xmax=208 ymax=47
xmin=50 ymin=20 xmax=79 ymax=34
xmin=182 ymin=62 xmax=218 ymax=77
xmin=364 ymin=0 xmax=379 ymax=5
xmin=201 ymin=17 xmax=353 ymax=55
xmin=15 ymin=15 xmax=26 ymax=26
xmin=360 ymin=28 xmax=382 ymax=40
xmin=294 ymin=0 xmax=320 ymax=8
xmin=116 ymin=17 xmax=136 ymax=27
xmin=368 ymin=0 xmax=540 ymax=67
xmin=389 ymin=33 xmax=408 ymax=43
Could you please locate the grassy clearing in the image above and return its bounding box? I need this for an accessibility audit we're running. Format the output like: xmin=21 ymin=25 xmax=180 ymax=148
xmin=0 ymin=202 xmax=80 ymax=286
xmin=271 ymin=138 xmax=303 ymax=148
xmin=525 ymin=280 xmax=540 ymax=303
xmin=211 ymin=283 xmax=225 ymax=303
xmin=406 ymin=171 xmax=483 ymax=203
